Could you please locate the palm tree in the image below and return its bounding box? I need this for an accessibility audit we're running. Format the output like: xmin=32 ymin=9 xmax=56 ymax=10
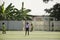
xmin=0 ymin=2 xmax=31 ymax=20
xmin=20 ymin=2 xmax=31 ymax=20
xmin=19 ymin=8 xmax=31 ymax=20
xmin=0 ymin=2 xmax=20 ymax=20
xmin=0 ymin=2 xmax=5 ymax=20
xmin=0 ymin=2 xmax=15 ymax=20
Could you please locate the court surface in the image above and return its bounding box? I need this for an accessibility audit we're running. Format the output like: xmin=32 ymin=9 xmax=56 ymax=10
xmin=0 ymin=31 xmax=60 ymax=40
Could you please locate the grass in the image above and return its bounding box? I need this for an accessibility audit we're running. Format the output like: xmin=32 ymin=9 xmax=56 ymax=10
xmin=0 ymin=31 xmax=60 ymax=40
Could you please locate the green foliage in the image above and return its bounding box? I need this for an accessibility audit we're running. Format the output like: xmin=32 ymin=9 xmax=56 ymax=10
xmin=0 ymin=2 xmax=31 ymax=20
xmin=44 ymin=3 xmax=60 ymax=21
xmin=19 ymin=8 xmax=31 ymax=20
xmin=0 ymin=2 xmax=15 ymax=20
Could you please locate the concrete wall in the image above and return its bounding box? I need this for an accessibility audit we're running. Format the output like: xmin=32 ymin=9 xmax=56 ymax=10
xmin=0 ymin=21 xmax=23 ymax=31
xmin=0 ymin=21 xmax=60 ymax=31
xmin=50 ymin=21 xmax=60 ymax=31
xmin=44 ymin=21 xmax=60 ymax=31
xmin=30 ymin=21 xmax=60 ymax=31
xmin=24 ymin=21 xmax=45 ymax=31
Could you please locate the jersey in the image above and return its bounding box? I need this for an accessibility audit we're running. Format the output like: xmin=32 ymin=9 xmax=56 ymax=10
xmin=25 ymin=24 xmax=29 ymax=28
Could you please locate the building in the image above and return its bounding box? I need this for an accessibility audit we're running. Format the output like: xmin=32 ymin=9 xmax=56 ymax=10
xmin=28 ymin=15 xmax=55 ymax=31
xmin=0 ymin=15 xmax=60 ymax=31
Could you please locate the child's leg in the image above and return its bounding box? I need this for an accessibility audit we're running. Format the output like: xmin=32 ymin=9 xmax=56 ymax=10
xmin=25 ymin=28 xmax=27 ymax=35
xmin=28 ymin=28 xmax=29 ymax=35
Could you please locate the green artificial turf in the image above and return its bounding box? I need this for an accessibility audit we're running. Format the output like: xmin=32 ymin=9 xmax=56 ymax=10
xmin=0 ymin=31 xmax=60 ymax=40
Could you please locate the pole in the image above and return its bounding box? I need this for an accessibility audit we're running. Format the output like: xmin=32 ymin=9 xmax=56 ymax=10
xmin=22 ymin=2 xmax=24 ymax=18
xmin=49 ymin=17 xmax=50 ymax=31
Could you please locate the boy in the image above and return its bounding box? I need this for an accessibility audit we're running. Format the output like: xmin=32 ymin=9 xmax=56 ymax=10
xmin=2 ymin=22 xmax=6 ymax=34
xmin=25 ymin=22 xmax=29 ymax=35
xmin=30 ymin=23 xmax=33 ymax=32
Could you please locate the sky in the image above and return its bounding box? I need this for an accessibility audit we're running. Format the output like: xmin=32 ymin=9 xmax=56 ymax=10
xmin=0 ymin=0 xmax=60 ymax=15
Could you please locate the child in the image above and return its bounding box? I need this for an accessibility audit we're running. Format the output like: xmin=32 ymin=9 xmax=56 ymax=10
xmin=30 ymin=23 xmax=33 ymax=32
xmin=2 ymin=22 xmax=6 ymax=34
xmin=25 ymin=22 xmax=29 ymax=35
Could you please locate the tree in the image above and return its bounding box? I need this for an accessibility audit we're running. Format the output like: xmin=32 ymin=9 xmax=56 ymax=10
xmin=44 ymin=3 xmax=60 ymax=21
xmin=0 ymin=2 xmax=15 ymax=20
xmin=0 ymin=2 xmax=21 ymax=20
xmin=19 ymin=8 xmax=31 ymax=20
xmin=0 ymin=2 xmax=5 ymax=20
xmin=0 ymin=2 xmax=31 ymax=20
xmin=43 ymin=0 xmax=53 ymax=3
xmin=20 ymin=2 xmax=31 ymax=20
